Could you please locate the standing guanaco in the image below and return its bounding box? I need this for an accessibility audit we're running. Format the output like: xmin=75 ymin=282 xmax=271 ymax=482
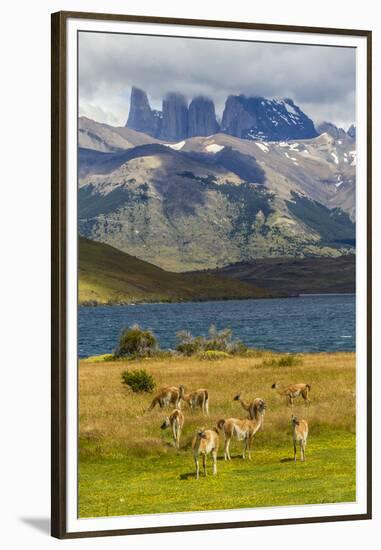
xmin=161 ymin=409 xmax=184 ymax=448
xmin=291 ymin=415 xmax=308 ymax=462
xmin=233 ymin=394 xmax=266 ymax=429
xmin=271 ymin=383 xmax=311 ymax=407
xmin=218 ymin=399 xmax=266 ymax=461
xmin=182 ymin=389 xmax=209 ymax=415
xmin=192 ymin=427 xmax=219 ymax=479
xmin=147 ymin=385 xmax=185 ymax=411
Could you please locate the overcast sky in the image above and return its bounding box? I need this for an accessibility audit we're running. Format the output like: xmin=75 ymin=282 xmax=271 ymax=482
xmin=78 ymin=31 xmax=356 ymax=130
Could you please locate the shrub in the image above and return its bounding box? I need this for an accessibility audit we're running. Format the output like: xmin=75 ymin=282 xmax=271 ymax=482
xmin=115 ymin=324 xmax=158 ymax=358
xmin=176 ymin=325 xmax=247 ymax=356
xmin=175 ymin=331 xmax=205 ymax=356
xmin=121 ymin=369 xmax=155 ymax=393
xmin=200 ymin=350 xmax=230 ymax=360
xmin=262 ymin=354 xmax=303 ymax=367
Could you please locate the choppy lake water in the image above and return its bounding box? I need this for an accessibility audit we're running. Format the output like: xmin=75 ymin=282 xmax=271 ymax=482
xmin=78 ymin=295 xmax=355 ymax=358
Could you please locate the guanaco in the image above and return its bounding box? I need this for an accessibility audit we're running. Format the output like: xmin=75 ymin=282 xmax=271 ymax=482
xmin=271 ymin=383 xmax=311 ymax=407
xmin=218 ymin=400 xmax=266 ymax=461
xmin=233 ymin=394 xmax=266 ymax=429
xmin=161 ymin=409 xmax=184 ymax=448
xmin=148 ymin=385 xmax=185 ymax=411
xmin=291 ymin=415 xmax=308 ymax=462
xmin=192 ymin=427 xmax=219 ymax=479
xmin=182 ymin=389 xmax=209 ymax=415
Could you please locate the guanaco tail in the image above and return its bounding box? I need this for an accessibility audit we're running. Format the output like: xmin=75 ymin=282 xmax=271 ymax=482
xmin=192 ymin=427 xmax=219 ymax=479
xmin=147 ymin=385 xmax=185 ymax=411
xmin=182 ymin=388 xmax=209 ymax=415
xmin=271 ymin=382 xmax=311 ymax=407
xmin=233 ymin=393 xmax=266 ymax=429
xmin=161 ymin=409 xmax=184 ymax=448
xmin=218 ymin=399 xmax=266 ymax=461
xmin=291 ymin=415 xmax=308 ymax=462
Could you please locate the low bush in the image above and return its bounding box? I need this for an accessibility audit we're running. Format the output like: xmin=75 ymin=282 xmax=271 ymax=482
xmin=115 ymin=324 xmax=158 ymax=358
xmin=262 ymin=354 xmax=303 ymax=367
xmin=175 ymin=331 xmax=205 ymax=356
xmin=176 ymin=325 xmax=247 ymax=356
xmin=121 ymin=369 xmax=155 ymax=393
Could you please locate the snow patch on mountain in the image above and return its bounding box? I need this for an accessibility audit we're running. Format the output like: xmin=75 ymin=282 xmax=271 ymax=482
xmin=163 ymin=140 xmax=186 ymax=151
xmin=205 ymin=143 xmax=225 ymax=154
xmin=255 ymin=142 xmax=269 ymax=153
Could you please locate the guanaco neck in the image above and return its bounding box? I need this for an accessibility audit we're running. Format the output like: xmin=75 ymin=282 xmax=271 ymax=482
xmin=238 ymin=397 xmax=251 ymax=411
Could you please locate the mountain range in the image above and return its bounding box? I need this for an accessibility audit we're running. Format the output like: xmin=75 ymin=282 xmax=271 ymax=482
xmin=78 ymin=116 xmax=355 ymax=271
xmin=78 ymin=87 xmax=356 ymax=274
xmin=125 ymin=86 xmax=321 ymax=142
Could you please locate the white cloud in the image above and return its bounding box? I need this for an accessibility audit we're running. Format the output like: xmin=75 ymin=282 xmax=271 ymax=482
xmin=78 ymin=31 xmax=356 ymax=129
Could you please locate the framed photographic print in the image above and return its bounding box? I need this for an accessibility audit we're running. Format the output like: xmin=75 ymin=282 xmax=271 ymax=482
xmin=51 ymin=11 xmax=372 ymax=539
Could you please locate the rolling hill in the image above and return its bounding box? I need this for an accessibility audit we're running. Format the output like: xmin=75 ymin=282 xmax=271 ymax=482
xmin=206 ymin=255 xmax=355 ymax=295
xmin=78 ymin=237 xmax=275 ymax=305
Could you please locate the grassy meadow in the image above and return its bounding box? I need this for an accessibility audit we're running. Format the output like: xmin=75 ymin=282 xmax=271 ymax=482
xmin=79 ymin=351 xmax=356 ymax=518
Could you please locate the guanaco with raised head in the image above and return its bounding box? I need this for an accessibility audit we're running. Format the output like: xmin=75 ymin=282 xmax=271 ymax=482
xmin=233 ymin=393 xmax=266 ymax=429
xmin=192 ymin=427 xmax=219 ymax=479
xmin=182 ymin=388 xmax=209 ymax=415
xmin=271 ymin=383 xmax=311 ymax=407
xmin=291 ymin=415 xmax=308 ymax=462
xmin=148 ymin=385 xmax=185 ymax=411
xmin=218 ymin=399 xmax=266 ymax=461
xmin=161 ymin=408 xmax=184 ymax=448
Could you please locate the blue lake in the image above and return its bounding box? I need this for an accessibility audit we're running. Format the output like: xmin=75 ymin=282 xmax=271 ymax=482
xmin=78 ymin=295 xmax=355 ymax=358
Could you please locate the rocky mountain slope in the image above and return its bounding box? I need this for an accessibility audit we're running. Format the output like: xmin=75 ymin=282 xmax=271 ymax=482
xmin=124 ymin=87 xmax=318 ymax=142
xmin=221 ymin=96 xmax=317 ymax=141
xmin=78 ymin=116 xmax=356 ymax=272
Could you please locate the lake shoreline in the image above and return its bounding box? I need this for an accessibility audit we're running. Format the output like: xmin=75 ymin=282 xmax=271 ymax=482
xmin=79 ymin=294 xmax=355 ymax=358
xmin=79 ymin=291 xmax=356 ymax=308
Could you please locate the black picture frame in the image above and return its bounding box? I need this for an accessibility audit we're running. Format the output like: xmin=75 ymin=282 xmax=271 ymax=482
xmin=51 ymin=10 xmax=372 ymax=539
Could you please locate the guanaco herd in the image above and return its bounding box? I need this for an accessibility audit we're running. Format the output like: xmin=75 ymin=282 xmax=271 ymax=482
xmin=150 ymin=382 xmax=310 ymax=479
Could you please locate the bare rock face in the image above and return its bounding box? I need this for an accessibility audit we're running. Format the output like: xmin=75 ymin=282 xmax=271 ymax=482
xmin=221 ymin=95 xmax=257 ymax=138
xmin=160 ymin=92 xmax=188 ymax=141
xmin=316 ymin=121 xmax=348 ymax=140
xmin=126 ymin=87 xmax=161 ymax=137
xmin=222 ymin=95 xmax=317 ymax=141
xmin=188 ymin=96 xmax=219 ymax=137
xmin=347 ymin=124 xmax=356 ymax=140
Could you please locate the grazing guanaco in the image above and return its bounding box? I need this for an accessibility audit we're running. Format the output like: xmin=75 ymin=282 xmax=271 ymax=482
xmin=161 ymin=409 xmax=184 ymax=448
xmin=218 ymin=399 xmax=266 ymax=461
xmin=192 ymin=427 xmax=219 ymax=479
xmin=271 ymin=383 xmax=311 ymax=407
xmin=233 ymin=394 xmax=266 ymax=429
xmin=147 ymin=385 xmax=185 ymax=411
xmin=291 ymin=415 xmax=308 ymax=462
xmin=182 ymin=389 xmax=209 ymax=415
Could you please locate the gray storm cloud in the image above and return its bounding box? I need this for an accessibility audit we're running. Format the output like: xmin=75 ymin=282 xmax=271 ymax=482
xmin=78 ymin=31 xmax=356 ymax=130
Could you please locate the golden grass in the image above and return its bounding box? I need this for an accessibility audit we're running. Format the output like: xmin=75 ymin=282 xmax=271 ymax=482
xmin=79 ymin=351 xmax=355 ymax=458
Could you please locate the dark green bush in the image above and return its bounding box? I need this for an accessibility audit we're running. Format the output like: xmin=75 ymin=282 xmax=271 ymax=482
xmin=121 ymin=369 xmax=155 ymax=393
xmin=115 ymin=324 xmax=158 ymax=358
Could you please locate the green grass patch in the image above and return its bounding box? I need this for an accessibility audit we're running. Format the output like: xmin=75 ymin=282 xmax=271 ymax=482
xmin=79 ymin=430 xmax=355 ymax=518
